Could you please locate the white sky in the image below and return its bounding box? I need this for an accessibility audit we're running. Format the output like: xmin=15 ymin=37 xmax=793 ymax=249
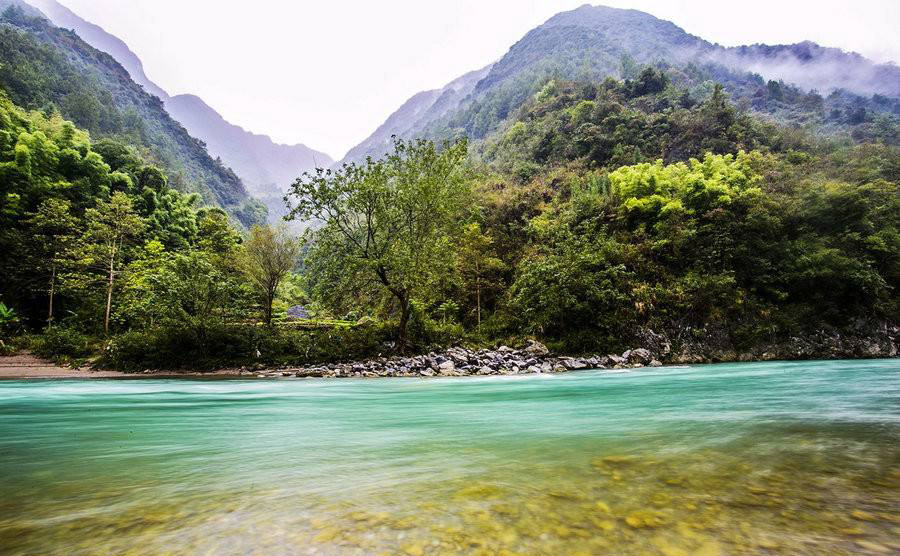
xmin=55 ymin=1 xmax=900 ymax=160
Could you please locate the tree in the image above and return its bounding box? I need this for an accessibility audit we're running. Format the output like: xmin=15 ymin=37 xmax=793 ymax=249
xmin=81 ymin=192 xmax=145 ymax=334
xmin=456 ymin=223 xmax=506 ymax=327
xmin=26 ymin=198 xmax=79 ymax=325
xmin=287 ymin=138 xmax=470 ymax=349
xmin=239 ymin=224 xmax=300 ymax=325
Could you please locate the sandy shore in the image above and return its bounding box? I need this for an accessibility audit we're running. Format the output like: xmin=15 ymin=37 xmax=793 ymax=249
xmin=0 ymin=353 xmax=124 ymax=378
xmin=0 ymin=353 xmax=246 ymax=379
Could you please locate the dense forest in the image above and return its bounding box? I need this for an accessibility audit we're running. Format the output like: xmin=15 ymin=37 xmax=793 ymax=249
xmin=2 ymin=55 xmax=897 ymax=368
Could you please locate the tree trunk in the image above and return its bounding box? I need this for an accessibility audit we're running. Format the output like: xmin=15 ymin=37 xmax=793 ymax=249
xmin=104 ymin=254 xmax=114 ymax=335
xmin=475 ymin=261 xmax=481 ymax=327
xmin=476 ymin=281 xmax=481 ymax=327
xmin=47 ymin=264 xmax=55 ymax=327
xmin=265 ymin=289 xmax=274 ymax=326
xmin=397 ymin=295 xmax=410 ymax=353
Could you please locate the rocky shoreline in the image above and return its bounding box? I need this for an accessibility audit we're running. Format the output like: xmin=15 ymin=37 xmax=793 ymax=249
xmin=237 ymin=325 xmax=898 ymax=378
xmin=240 ymin=340 xmax=658 ymax=379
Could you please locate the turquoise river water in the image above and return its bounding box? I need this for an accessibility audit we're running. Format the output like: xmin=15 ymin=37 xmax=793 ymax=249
xmin=0 ymin=359 xmax=898 ymax=555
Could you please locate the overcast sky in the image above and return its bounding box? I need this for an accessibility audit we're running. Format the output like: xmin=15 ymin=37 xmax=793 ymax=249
xmin=55 ymin=0 xmax=899 ymax=159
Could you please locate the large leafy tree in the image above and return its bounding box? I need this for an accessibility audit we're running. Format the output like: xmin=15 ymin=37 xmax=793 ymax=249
xmin=239 ymin=224 xmax=301 ymax=325
xmin=287 ymin=138 xmax=470 ymax=348
xmin=79 ymin=192 xmax=145 ymax=334
xmin=456 ymin=222 xmax=506 ymax=327
xmin=26 ymin=198 xmax=79 ymax=325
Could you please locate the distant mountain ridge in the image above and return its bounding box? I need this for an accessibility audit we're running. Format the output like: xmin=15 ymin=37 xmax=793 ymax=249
xmin=715 ymin=41 xmax=900 ymax=97
xmin=340 ymin=4 xmax=899 ymax=166
xmin=24 ymin=0 xmax=332 ymax=221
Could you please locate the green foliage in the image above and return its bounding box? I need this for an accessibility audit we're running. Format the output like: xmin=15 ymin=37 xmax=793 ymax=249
xmin=0 ymin=301 xmax=19 ymax=337
xmin=288 ymin=137 xmax=471 ymax=348
xmin=1 ymin=47 xmax=896 ymax=368
xmin=31 ymin=326 xmax=92 ymax=362
xmin=239 ymin=225 xmax=301 ymax=325
xmin=99 ymin=322 xmax=396 ymax=371
xmin=0 ymin=8 xmax=260 ymax=223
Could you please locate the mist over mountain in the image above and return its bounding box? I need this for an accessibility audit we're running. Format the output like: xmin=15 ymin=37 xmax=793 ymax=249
xmin=23 ymin=0 xmax=332 ymax=221
xmin=165 ymin=93 xmax=332 ymax=222
xmin=340 ymin=4 xmax=899 ymax=166
xmin=711 ymin=41 xmax=900 ymax=97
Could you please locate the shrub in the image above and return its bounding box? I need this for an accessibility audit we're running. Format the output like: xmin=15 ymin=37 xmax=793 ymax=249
xmin=100 ymin=326 xmax=252 ymax=371
xmin=98 ymin=322 xmax=398 ymax=371
xmin=32 ymin=327 xmax=93 ymax=361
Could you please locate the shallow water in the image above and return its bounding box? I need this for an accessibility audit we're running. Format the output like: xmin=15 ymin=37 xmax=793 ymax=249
xmin=1 ymin=360 xmax=898 ymax=555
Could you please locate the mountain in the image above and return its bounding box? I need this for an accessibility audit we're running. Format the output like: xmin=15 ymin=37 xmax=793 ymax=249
xmin=164 ymin=95 xmax=332 ymax=197
xmin=337 ymin=65 xmax=491 ymax=166
xmin=715 ymin=41 xmax=900 ymax=97
xmin=23 ymin=0 xmax=332 ymax=220
xmin=0 ymin=3 xmax=264 ymax=225
xmin=25 ymin=0 xmax=169 ymax=100
xmin=164 ymin=94 xmax=332 ymax=222
xmin=0 ymin=0 xmax=40 ymax=18
xmin=341 ymin=4 xmax=899 ymax=165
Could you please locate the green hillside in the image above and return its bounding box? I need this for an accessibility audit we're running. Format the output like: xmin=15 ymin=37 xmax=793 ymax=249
xmin=0 ymin=5 xmax=265 ymax=226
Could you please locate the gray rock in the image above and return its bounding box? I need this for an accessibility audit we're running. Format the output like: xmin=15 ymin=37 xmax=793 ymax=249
xmin=438 ymin=360 xmax=456 ymax=372
xmin=522 ymin=340 xmax=550 ymax=357
xmin=623 ymin=348 xmax=653 ymax=365
xmin=607 ymin=354 xmax=626 ymax=366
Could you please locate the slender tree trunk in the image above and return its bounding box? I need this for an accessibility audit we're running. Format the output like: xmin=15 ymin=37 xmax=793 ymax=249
xmin=476 ymin=283 xmax=481 ymax=327
xmin=265 ymin=289 xmax=274 ymax=326
xmin=475 ymin=261 xmax=482 ymax=327
xmin=47 ymin=264 xmax=56 ymax=327
xmin=104 ymin=253 xmax=114 ymax=335
xmin=397 ymin=295 xmax=410 ymax=353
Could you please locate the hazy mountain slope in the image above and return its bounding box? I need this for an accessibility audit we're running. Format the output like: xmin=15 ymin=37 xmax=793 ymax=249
xmin=714 ymin=41 xmax=900 ymax=97
xmin=26 ymin=0 xmax=169 ymax=100
xmin=0 ymin=5 xmax=265 ymax=225
xmin=165 ymin=94 xmax=332 ymax=197
xmin=473 ymin=5 xmax=710 ymax=96
xmin=25 ymin=0 xmax=331 ymax=220
xmin=0 ymin=0 xmax=41 ymax=18
xmin=337 ymin=64 xmax=491 ymax=165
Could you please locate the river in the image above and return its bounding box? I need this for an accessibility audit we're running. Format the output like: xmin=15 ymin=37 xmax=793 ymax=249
xmin=1 ymin=359 xmax=898 ymax=555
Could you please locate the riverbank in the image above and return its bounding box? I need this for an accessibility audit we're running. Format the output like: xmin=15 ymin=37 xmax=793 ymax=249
xmin=0 ymin=352 xmax=243 ymax=379
xmin=2 ymin=330 xmax=896 ymax=379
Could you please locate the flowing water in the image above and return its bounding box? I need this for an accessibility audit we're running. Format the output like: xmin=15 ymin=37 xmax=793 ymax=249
xmin=0 ymin=360 xmax=898 ymax=555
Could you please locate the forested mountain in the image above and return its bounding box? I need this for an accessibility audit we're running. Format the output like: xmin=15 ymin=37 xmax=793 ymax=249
xmin=341 ymin=4 xmax=900 ymax=165
xmin=0 ymin=3 xmax=265 ymax=225
xmin=24 ymin=0 xmax=332 ymax=219
xmin=25 ymin=0 xmax=168 ymax=100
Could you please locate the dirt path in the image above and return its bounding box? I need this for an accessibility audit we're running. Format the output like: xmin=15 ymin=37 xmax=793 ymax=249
xmin=0 ymin=352 xmax=128 ymax=378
